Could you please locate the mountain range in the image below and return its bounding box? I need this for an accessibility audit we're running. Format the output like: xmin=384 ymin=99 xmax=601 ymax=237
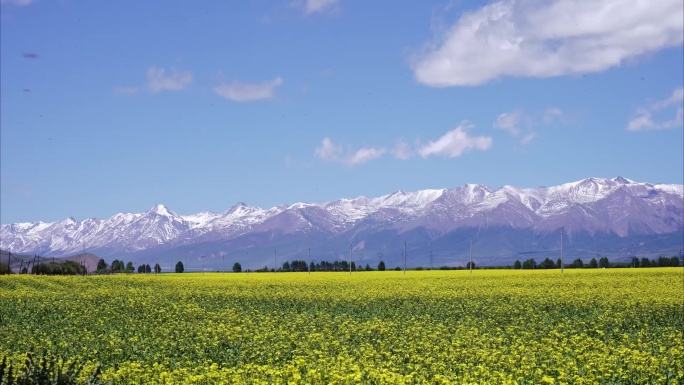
xmin=1 ymin=177 xmax=682 ymax=270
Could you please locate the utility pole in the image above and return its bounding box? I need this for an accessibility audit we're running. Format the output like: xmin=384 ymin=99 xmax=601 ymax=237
xmin=222 ymin=253 xmax=225 ymax=275
xmin=349 ymin=244 xmax=352 ymax=274
xmin=247 ymin=251 xmax=249 ymax=275
xmin=560 ymin=228 xmax=564 ymax=273
xmin=274 ymin=250 xmax=277 ymax=274
xmin=308 ymin=247 xmax=311 ymax=274
xmin=403 ymin=241 xmax=407 ymax=274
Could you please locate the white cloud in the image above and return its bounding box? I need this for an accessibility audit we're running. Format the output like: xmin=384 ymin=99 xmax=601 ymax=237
xmin=493 ymin=111 xmax=523 ymax=136
xmin=419 ymin=121 xmax=492 ymax=158
xmin=412 ymin=0 xmax=684 ymax=86
xmin=146 ymin=67 xmax=193 ymax=93
xmin=314 ymin=138 xmax=344 ymax=162
xmin=494 ymin=108 xmax=564 ymax=144
xmin=303 ymin=0 xmax=339 ymax=14
xmin=628 ymin=87 xmax=684 ymax=131
xmin=392 ymin=140 xmax=413 ymax=160
xmin=314 ymin=138 xmax=386 ymax=166
xmin=214 ymin=77 xmax=283 ymax=102
xmin=1 ymin=0 xmax=33 ymax=6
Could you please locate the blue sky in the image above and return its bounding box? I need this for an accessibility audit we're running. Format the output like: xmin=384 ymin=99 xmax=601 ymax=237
xmin=1 ymin=0 xmax=683 ymax=224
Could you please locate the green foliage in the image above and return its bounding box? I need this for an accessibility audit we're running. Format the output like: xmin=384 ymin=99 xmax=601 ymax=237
xmin=96 ymin=259 xmax=107 ymax=271
xmin=641 ymin=258 xmax=651 ymax=268
xmin=466 ymin=261 xmax=475 ymax=270
xmin=175 ymin=261 xmax=184 ymax=273
xmin=0 ymin=263 xmax=11 ymax=275
xmin=522 ymin=259 xmax=536 ymax=269
xmin=32 ymin=261 xmax=85 ymax=276
xmin=232 ymin=262 xmax=242 ymax=273
xmin=631 ymin=257 xmax=640 ymax=268
xmin=378 ymin=260 xmax=386 ymax=271
xmin=599 ymin=257 xmax=609 ymax=268
xmin=571 ymin=258 xmax=584 ymax=268
xmin=154 ymin=264 xmax=161 ymax=274
xmin=671 ymin=256 xmax=680 ymax=267
xmin=556 ymin=258 xmax=562 ymax=269
xmin=0 ymin=353 xmax=102 ymax=385
xmin=589 ymin=258 xmax=598 ymax=268
xmin=513 ymin=260 xmax=521 ymax=269
xmin=540 ymin=258 xmax=555 ymax=269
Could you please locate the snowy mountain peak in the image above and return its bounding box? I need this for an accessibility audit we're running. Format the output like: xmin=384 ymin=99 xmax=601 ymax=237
xmin=146 ymin=204 xmax=175 ymax=217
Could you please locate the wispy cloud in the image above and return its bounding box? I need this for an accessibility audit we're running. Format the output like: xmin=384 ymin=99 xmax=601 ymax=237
xmin=214 ymin=77 xmax=283 ymax=102
xmin=493 ymin=108 xmax=564 ymax=144
xmin=314 ymin=138 xmax=386 ymax=166
xmin=298 ymin=0 xmax=339 ymax=14
xmin=628 ymin=87 xmax=684 ymax=132
xmin=392 ymin=140 xmax=413 ymax=160
xmin=22 ymin=52 xmax=39 ymax=58
xmin=412 ymin=0 xmax=684 ymax=86
xmin=146 ymin=67 xmax=193 ymax=93
xmin=493 ymin=111 xmax=523 ymax=136
xmin=418 ymin=121 xmax=492 ymax=158
xmin=1 ymin=0 xmax=34 ymax=6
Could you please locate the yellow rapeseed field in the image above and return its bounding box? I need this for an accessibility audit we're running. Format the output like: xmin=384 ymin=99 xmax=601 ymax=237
xmin=0 ymin=268 xmax=682 ymax=384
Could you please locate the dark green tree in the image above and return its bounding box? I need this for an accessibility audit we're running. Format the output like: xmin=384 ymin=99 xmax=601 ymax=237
xmin=378 ymin=260 xmax=386 ymax=271
xmin=513 ymin=260 xmax=521 ymax=269
xmin=365 ymin=263 xmax=372 ymax=271
xmin=351 ymin=261 xmax=356 ymax=271
xmin=671 ymin=256 xmax=680 ymax=267
xmin=232 ymin=262 xmax=242 ymax=273
xmin=96 ymin=259 xmax=107 ymax=271
xmin=522 ymin=259 xmax=536 ymax=269
xmin=640 ymin=257 xmax=650 ymax=267
xmin=137 ymin=265 xmax=144 ymax=273
xmin=631 ymin=257 xmax=640 ymax=267
xmin=540 ymin=258 xmax=555 ymax=269
xmin=309 ymin=261 xmax=315 ymax=272
xmin=282 ymin=261 xmax=290 ymax=272
xmin=466 ymin=261 xmax=475 ymax=270
xmin=589 ymin=258 xmax=598 ymax=268
xmin=153 ymin=263 xmax=160 ymax=273
xmin=651 ymin=258 xmax=658 ymax=267
xmin=556 ymin=258 xmax=562 ymax=269
xmin=175 ymin=261 xmax=184 ymax=273
xmin=145 ymin=264 xmax=151 ymax=273
xmin=572 ymin=258 xmax=584 ymax=268
xmin=657 ymin=256 xmax=670 ymax=267
xmin=125 ymin=261 xmax=134 ymax=272
xmin=599 ymin=257 xmax=609 ymax=268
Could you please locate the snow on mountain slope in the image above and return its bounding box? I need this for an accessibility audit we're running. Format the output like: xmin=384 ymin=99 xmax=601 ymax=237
xmin=1 ymin=177 xmax=682 ymax=256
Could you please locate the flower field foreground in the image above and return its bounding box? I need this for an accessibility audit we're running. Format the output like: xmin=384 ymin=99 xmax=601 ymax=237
xmin=1 ymin=269 xmax=682 ymax=384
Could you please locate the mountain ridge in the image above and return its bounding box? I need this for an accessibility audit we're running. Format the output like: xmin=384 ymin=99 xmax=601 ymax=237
xmin=2 ymin=177 xmax=682 ymax=267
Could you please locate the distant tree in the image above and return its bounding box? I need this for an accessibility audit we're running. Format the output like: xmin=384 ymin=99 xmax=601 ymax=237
xmin=340 ymin=260 xmax=349 ymax=271
xmin=466 ymin=261 xmax=475 ymax=270
xmin=657 ymin=256 xmax=670 ymax=267
xmin=513 ymin=260 xmax=521 ymax=269
xmin=631 ymin=257 xmax=640 ymax=268
xmin=282 ymin=261 xmax=290 ymax=272
xmin=144 ymin=264 xmax=151 ymax=273
xmin=589 ymin=258 xmax=598 ymax=268
xmin=522 ymin=259 xmax=536 ymax=269
xmin=137 ymin=265 xmax=144 ymax=273
xmin=651 ymin=259 xmax=658 ymax=267
xmin=232 ymin=262 xmax=242 ymax=273
xmin=671 ymin=256 xmax=680 ymax=267
xmin=394 ymin=267 xmax=401 ymax=271
xmin=556 ymin=258 xmax=562 ymax=269
xmin=540 ymin=258 xmax=555 ymax=269
xmin=351 ymin=261 xmax=356 ymax=271
xmin=572 ymin=258 xmax=584 ymax=268
xmin=96 ymin=259 xmax=107 ymax=271
xmin=175 ymin=261 xmax=184 ymax=273
xmin=0 ymin=263 xmax=11 ymax=275
xmin=309 ymin=261 xmax=315 ymax=272
xmin=154 ymin=263 xmax=161 ymax=273
xmin=640 ymin=258 xmax=651 ymax=268
xmin=125 ymin=262 xmax=134 ymax=272
xmin=378 ymin=260 xmax=386 ymax=271
xmin=599 ymin=257 xmax=609 ymax=268
xmin=365 ymin=263 xmax=372 ymax=271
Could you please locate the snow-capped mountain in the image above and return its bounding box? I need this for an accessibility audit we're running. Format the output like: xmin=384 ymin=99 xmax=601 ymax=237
xmin=1 ymin=177 xmax=682 ymax=267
